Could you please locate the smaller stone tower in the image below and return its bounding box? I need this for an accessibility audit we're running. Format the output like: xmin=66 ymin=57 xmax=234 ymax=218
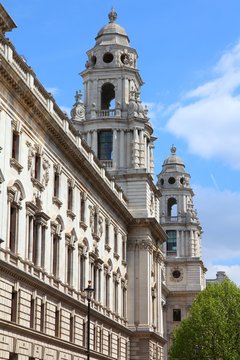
xmin=157 ymin=146 xmax=206 ymax=345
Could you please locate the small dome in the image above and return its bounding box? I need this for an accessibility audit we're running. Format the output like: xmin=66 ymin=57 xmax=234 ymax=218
xmin=161 ymin=145 xmax=186 ymax=173
xmin=95 ymin=8 xmax=130 ymax=46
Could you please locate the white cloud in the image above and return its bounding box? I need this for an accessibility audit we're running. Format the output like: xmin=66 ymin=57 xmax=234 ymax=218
xmin=165 ymin=40 xmax=240 ymax=169
xmin=193 ymin=185 xmax=240 ymax=285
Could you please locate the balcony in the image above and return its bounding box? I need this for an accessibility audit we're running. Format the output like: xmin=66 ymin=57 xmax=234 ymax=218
xmin=160 ymin=215 xmax=187 ymax=224
xmin=96 ymin=109 xmax=116 ymax=117
xmin=100 ymin=160 xmax=113 ymax=168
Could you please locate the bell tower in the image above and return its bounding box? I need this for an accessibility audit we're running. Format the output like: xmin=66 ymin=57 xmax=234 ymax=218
xmin=157 ymin=146 xmax=206 ymax=346
xmin=72 ymin=8 xmax=157 ymax=219
xmin=72 ymin=9 xmax=167 ymax=358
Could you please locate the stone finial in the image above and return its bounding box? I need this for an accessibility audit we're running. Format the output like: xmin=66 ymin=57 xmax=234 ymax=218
xmin=108 ymin=7 xmax=117 ymax=23
xmin=171 ymin=144 xmax=176 ymax=154
xmin=74 ymin=90 xmax=83 ymax=105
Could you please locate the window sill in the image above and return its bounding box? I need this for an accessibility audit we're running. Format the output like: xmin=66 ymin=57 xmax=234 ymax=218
xmin=113 ymin=252 xmax=120 ymax=260
xmin=105 ymin=244 xmax=111 ymax=252
xmin=93 ymin=233 xmax=100 ymax=242
xmin=80 ymin=221 xmax=88 ymax=230
xmin=67 ymin=209 xmax=76 ymax=220
xmin=52 ymin=196 xmax=63 ymax=208
xmin=31 ymin=177 xmax=44 ymax=191
xmin=10 ymin=158 xmax=23 ymax=173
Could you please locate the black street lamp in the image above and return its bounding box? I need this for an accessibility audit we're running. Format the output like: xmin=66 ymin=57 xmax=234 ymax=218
xmin=84 ymin=281 xmax=94 ymax=360
xmin=194 ymin=344 xmax=200 ymax=359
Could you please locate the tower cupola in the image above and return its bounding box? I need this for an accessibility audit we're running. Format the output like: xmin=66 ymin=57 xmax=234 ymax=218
xmin=72 ymin=9 xmax=155 ymax=179
xmin=157 ymin=146 xmax=202 ymax=258
xmin=157 ymin=145 xmax=190 ymax=191
xmin=95 ymin=8 xmax=130 ymax=47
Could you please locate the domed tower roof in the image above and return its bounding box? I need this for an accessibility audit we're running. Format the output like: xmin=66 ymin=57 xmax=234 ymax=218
xmin=161 ymin=145 xmax=186 ymax=174
xmin=95 ymin=8 xmax=130 ymax=46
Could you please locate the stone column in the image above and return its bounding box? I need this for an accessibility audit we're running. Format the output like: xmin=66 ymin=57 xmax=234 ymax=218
xmin=28 ymin=216 xmax=33 ymax=261
xmin=6 ymin=200 xmax=11 ymax=251
xmin=144 ymin=136 xmax=147 ymax=169
xmin=149 ymin=142 xmax=154 ymax=175
xmin=84 ymin=81 xmax=88 ymax=107
xmin=112 ymin=129 xmax=118 ymax=168
xmin=92 ymin=130 xmax=98 ymax=155
xmin=36 ymin=222 xmax=42 ymax=267
xmin=132 ymin=128 xmax=139 ymax=168
xmin=50 ymin=230 xmax=54 ymax=275
xmin=117 ymin=78 xmax=122 ymax=108
xmin=176 ymin=230 xmax=180 ymax=257
xmin=126 ymin=130 xmax=131 ymax=168
xmin=139 ymin=130 xmax=145 ymax=167
xmin=190 ymin=230 xmax=194 ymax=257
xmin=87 ymin=131 xmax=91 ymax=147
xmin=119 ymin=130 xmax=125 ymax=168
xmin=25 ymin=214 xmax=29 ymax=259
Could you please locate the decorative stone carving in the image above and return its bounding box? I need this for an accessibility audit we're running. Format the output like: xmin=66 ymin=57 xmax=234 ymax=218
xmin=71 ymin=90 xmax=85 ymax=121
xmin=89 ymin=205 xmax=95 ymax=233
xmin=34 ymin=192 xmax=43 ymax=211
xmin=53 ymin=162 xmax=62 ymax=175
xmin=67 ymin=177 xmax=75 ymax=189
xmin=65 ymin=228 xmax=78 ymax=248
xmin=170 ymin=266 xmax=184 ymax=282
xmin=150 ymin=193 xmax=155 ymax=215
xmin=27 ymin=142 xmax=35 ymax=174
xmin=127 ymin=88 xmax=147 ymax=119
xmin=42 ymin=158 xmax=50 ymax=186
xmin=98 ymin=215 xmax=103 ymax=238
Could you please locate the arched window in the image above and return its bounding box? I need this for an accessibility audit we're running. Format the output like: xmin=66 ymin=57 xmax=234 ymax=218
xmin=51 ymin=215 xmax=64 ymax=278
xmin=167 ymin=197 xmax=177 ymax=217
xmin=7 ymin=180 xmax=25 ymax=253
xmin=101 ymin=83 xmax=115 ymax=110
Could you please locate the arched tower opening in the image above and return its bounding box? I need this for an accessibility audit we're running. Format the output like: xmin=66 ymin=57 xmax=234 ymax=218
xmin=167 ymin=197 xmax=177 ymax=217
xmin=101 ymin=83 xmax=115 ymax=110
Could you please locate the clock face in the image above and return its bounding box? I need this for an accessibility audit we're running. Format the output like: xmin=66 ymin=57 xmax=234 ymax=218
xmin=171 ymin=267 xmax=183 ymax=282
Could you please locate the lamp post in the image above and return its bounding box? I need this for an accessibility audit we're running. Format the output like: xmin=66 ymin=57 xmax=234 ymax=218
xmin=84 ymin=280 xmax=94 ymax=360
xmin=194 ymin=344 xmax=200 ymax=359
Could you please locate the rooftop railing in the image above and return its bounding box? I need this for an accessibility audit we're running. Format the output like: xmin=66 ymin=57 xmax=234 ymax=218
xmin=97 ymin=109 xmax=116 ymax=117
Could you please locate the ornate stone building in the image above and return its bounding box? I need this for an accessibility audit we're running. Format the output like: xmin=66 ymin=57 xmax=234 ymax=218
xmin=156 ymin=146 xmax=206 ymax=349
xmin=0 ymin=5 xmax=205 ymax=360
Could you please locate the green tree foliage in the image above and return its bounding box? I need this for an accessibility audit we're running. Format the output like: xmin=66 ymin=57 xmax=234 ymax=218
xmin=169 ymin=279 xmax=240 ymax=360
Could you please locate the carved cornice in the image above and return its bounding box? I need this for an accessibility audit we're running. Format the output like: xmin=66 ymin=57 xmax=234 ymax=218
xmin=0 ymin=4 xmax=17 ymax=34
xmin=128 ymin=217 xmax=167 ymax=244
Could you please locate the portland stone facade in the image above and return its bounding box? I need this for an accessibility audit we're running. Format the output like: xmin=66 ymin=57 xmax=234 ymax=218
xmin=0 ymin=5 xmax=205 ymax=360
xmin=157 ymin=146 xmax=206 ymax=350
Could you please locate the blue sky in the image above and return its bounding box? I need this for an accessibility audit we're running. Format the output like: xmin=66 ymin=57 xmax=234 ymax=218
xmin=2 ymin=0 xmax=240 ymax=283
